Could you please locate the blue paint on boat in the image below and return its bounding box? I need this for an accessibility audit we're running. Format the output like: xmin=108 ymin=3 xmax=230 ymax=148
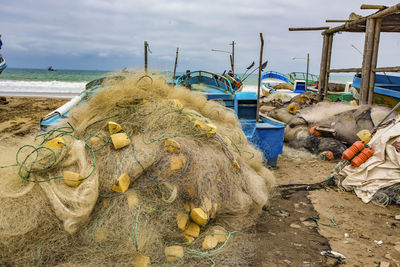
xmin=240 ymin=117 xmax=285 ymax=167
xmin=352 ymin=73 xmax=400 ymax=99
xmin=175 ymin=70 xmax=236 ymax=108
xmin=261 ymin=71 xmax=290 ymax=87
xmin=0 ymin=56 xmax=7 ymax=74
xmin=234 ymin=91 xmax=258 ymax=119
xmin=177 ymin=71 xmax=285 ymax=166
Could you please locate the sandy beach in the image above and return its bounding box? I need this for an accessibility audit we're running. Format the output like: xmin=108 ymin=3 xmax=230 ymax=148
xmin=0 ymin=97 xmax=67 ymax=139
xmin=1 ymin=96 xmax=399 ymax=266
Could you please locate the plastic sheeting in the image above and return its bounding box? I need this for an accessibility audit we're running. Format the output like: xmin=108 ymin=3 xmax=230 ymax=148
xmin=340 ymin=118 xmax=400 ymax=203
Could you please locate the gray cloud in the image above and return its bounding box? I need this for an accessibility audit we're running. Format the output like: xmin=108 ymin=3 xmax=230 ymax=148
xmin=1 ymin=0 xmax=399 ymax=74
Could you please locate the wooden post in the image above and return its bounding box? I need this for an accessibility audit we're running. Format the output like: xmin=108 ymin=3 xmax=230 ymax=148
xmin=318 ymin=34 xmax=329 ymax=100
xmin=368 ymin=18 xmax=382 ymax=105
xmin=172 ymin=47 xmax=179 ymax=83
xmin=325 ymin=34 xmax=333 ymax=98
xmin=144 ymin=41 xmax=148 ymax=73
xmin=360 ymin=18 xmax=376 ymax=104
xmin=231 ymin=41 xmax=235 ymax=75
xmin=256 ymin=33 xmax=264 ymax=122
xmin=323 ymin=34 xmax=333 ymax=98
xmin=306 ymin=53 xmax=309 ymax=89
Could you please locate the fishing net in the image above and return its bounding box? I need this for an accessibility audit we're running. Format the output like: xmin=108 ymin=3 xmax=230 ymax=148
xmin=0 ymin=73 xmax=275 ymax=266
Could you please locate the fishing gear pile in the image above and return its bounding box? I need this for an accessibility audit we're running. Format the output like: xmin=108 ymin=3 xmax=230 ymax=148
xmin=0 ymin=73 xmax=275 ymax=266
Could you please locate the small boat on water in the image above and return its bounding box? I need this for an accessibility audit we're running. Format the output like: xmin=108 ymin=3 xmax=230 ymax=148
xmin=0 ymin=55 xmax=7 ymax=74
xmin=352 ymin=73 xmax=400 ymax=108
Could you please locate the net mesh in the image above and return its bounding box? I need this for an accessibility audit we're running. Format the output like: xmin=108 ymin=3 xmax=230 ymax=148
xmin=0 ymin=72 xmax=275 ymax=265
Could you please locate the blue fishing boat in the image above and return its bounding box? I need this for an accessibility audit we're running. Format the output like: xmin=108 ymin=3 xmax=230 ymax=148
xmin=40 ymin=85 xmax=101 ymax=131
xmin=352 ymin=73 xmax=400 ymax=107
xmin=261 ymin=71 xmax=290 ymax=88
xmin=176 ymin=70 xmax=284 ymax=166
xmin=0 ymin=55 xmax=7 ymax=74
xmin=175 ymin=70 xmax=242 ymax=109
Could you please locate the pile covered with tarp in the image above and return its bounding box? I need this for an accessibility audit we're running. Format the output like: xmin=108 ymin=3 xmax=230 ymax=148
xmin=0 ymin=73 xmax=274 ymax=266
xmin=337 ymin=117 xmax=400 ymax=205
xmin=261 ymin=93 xmax=395 ymax=160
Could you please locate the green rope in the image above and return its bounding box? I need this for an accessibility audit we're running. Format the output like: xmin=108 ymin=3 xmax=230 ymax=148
xmin=133 ymin=205 xmax=141 ymax=251
xmin=309 ymin=216 xmax=339 ymax=227
xmin=150 ymin=259 xmax=184 ymax=266
xmin=184 ymin=231 xmax=237 ymax=257
xmin=33 ymin=247 xmax=42 ymax=266
xmin=91 ymin=204 xmax=121 ymax=249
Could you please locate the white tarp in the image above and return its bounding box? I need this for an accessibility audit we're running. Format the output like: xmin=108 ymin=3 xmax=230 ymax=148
xmin=340 ymin=117 xmax=400 ymax=203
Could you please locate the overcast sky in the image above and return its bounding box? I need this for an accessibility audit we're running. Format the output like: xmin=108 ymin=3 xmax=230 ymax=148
xmin=1 ymin=0 xmax=399 ymax=74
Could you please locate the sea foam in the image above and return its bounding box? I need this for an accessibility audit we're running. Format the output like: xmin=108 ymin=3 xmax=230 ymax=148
xmin=0 ymin=80 xmax=85 ymax=98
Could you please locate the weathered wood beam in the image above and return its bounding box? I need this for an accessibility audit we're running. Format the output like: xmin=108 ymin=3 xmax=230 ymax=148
xmin=368 ymin=18 xmax=382 ymax=105
xmin=374 ymin=66 xmax=400 ymax=72
xmin=360 ymin=4 xmax=386 ymax=10
xmin=289 ymin=27 xmax=329 ymax=31
xmin=329 ymin=68 xmax=362 ymax=73
xmin=318 ymin=34 xmax=329 ymax=99
xmin=326 ymin=20 xmax=351 ymax=23
xmin=323 ymin=34 xmax=333 ymax=98
xmin=323 ymin=17 xmax=367 ymax=34
xmin=371 ymin=3 xmax=400 ymax=18
xmin=360 ymin=18 xmax=376 ymax=104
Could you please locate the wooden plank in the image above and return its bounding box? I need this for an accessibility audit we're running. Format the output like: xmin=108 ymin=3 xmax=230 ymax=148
xmin=318 ymin=34 xmax=329 ymax=100
xmin=368 ymin=18 xmax=382 ymax=105
xmin=322 ymin=4 xmax=400 ymax=34
xmin=326 ymin=20 xmax=351 ymax=23
xmin=323 ymin=34 xmax=333 ymax=98
xmin=360 ymin=4 xmax=386 ymax=10
xmin=329 ymin=68 xmax=362 ymax=73
xmin=371 ymin=3 xmax=400 ymax=18
xmin=256 ymin=33 xmax=264 ymax=122
xmin=374 ymin=66 xmax=400 ymax=72
xmin=360 ymin=19 xmax=375 ymax=104
xmin=289 ymin=27 xmax=329 ymax=31
xmin=323 ymin=17 xmax=367 ymax=34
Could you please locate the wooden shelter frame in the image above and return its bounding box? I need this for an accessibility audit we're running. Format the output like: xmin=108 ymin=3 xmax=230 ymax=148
xmin=289 ymin=3 xmax=400 ymax=104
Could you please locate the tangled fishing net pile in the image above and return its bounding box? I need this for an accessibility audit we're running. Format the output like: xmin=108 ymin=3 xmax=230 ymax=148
xmin=0 ymin=73 xmax=274 ymax=266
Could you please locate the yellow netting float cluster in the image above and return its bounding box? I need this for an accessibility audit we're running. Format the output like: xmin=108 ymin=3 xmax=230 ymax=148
xmin=0 ymin=73 xmax=275 ymax=266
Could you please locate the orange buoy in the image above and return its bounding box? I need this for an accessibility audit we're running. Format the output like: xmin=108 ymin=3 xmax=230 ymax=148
xmin=341 ymin=141 xmax=365 ymax=161
xmin=351 ymin=147 xmax=374 ymax=168
xmin=320 ymin=151 xmax=334 ymax=161
xmin=309 ymin=126 xmax=321 ymax=137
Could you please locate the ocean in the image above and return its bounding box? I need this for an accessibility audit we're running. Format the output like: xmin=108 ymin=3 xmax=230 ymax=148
xmin=0 ymin=68 xmax=354 ymax=98
xmin=0 ymin=68 xmax=108 ymax=98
